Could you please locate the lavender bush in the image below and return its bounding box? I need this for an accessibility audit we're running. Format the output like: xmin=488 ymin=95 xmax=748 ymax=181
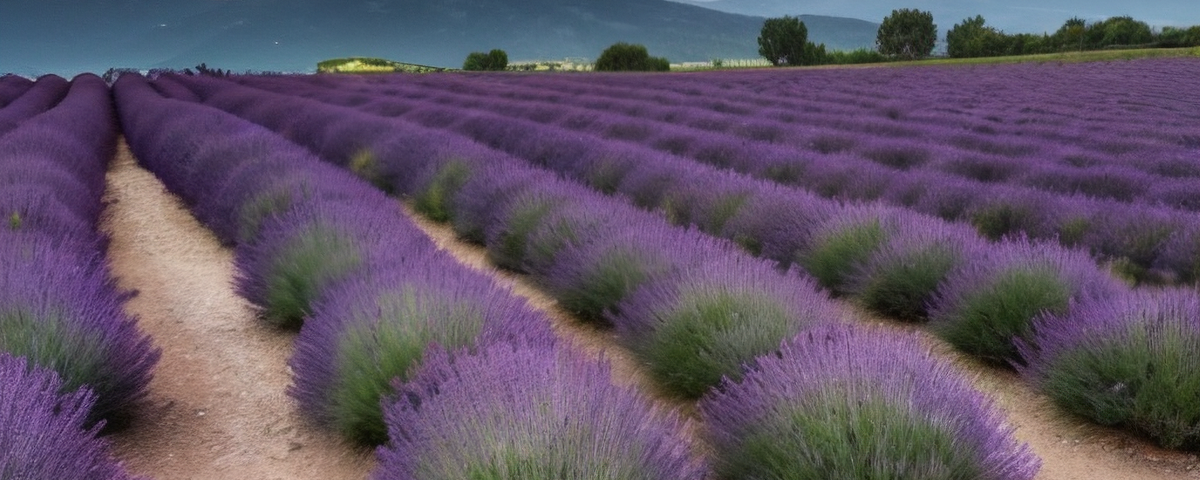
xmin=234 ymin=199 xmax=419 ymax=328
xmin=375 ymin=343 xmax=705 ymax=480
xmin=0 ymin=235 xmax=160 ymax=424
xmin=847 ymin=217 xmax=983 ymax=322
xmin=0 ymin=75 xmax=70 ymax=138
xmin=798 ymin=205 xmax=905 ymax=295
xmin=700 ymin=323 xmax=1039 ymax=480
xmin=1019 ymin=289 xmax=1200 ymax=450
xmin=541 ymin=219 xmax=718 ymax=325
xmin=615 ymin=255 xmax=842 ymax=398
xmin=0 ymin=74 xmax=33 ymax=107
xmin=930 ymin=239 xmax=1124 ymax=364
xmin=289 ymin=262 xmax=557 ymax=445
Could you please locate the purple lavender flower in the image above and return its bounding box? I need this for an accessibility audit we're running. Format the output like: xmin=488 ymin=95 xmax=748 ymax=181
xmin=374 ymin=343 xmax=705 ymax=480
xmin=719 ymin=184 xmax=833 ymax=264
xmin=0 ymin=354 xmax=139 ymax=480
xmin=700 ymin=323 xmax=1039 ymax=480
xmin=798 ymin=204 xmax=911 ymax=295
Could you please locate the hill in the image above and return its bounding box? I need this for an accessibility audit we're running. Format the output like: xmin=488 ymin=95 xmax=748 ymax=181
xmin=3 ymin=0 xmax=877 ymax=75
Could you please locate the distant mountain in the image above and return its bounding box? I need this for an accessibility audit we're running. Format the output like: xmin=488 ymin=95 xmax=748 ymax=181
xmin=2 ymin=0 xmax=877 ymax=75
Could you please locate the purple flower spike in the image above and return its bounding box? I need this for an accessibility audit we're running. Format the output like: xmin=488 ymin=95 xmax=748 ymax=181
xmin=700 ymin=323 xmax=1040 ymax=480
xmin=0 ymin=353 xmax=139 ymax=480
xmin=374 ymin=343 xmax=705 ymax=480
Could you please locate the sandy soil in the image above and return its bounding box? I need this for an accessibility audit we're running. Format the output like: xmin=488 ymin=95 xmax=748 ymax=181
xmin=100 ymin=138 xmax=1198 ymax=479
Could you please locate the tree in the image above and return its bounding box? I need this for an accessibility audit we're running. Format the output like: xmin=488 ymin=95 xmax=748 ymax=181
xmin=1055 ymin=17 xmax=1088 ymax=51
xmin=594 ymin=43 xmax=669 ymax=72
xmin=946 ymin=15 xmax=1007 ymax=58
xmin=758 ymin=16 xmax=809 ymax=66
xmin=876 ymin=9 xmax=937 ymax=60
xmin=1158 ymin=25 xmax=1200 ymax=48
xmin=463 ymin=49 xmax=508 ymax=71
xmin=1093 ymin=16 xmax=1153 ymax=47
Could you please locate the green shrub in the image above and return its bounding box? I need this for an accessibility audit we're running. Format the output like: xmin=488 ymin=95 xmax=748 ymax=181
xmin=823 ymin=48 xmax=888 ymax=65
xmin=463 ymin=49 xmax=509 ymax=71
xmin=594 ymin=43 xmax=670 ymax=72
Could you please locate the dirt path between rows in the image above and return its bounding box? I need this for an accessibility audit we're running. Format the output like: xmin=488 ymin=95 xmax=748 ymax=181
xmin=103 ymin=142 xmax=374 ymax=480
xmin=101 ymin=139 xmax=1197 ymax=479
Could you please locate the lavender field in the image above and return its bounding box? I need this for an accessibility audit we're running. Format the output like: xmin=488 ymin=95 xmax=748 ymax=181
xmin=2 ymin=57 xmax=1199 ymax=479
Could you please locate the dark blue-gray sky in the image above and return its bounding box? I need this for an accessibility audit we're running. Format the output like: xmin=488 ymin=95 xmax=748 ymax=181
xmin=674 ymin=0 xmax=1200 ymax=34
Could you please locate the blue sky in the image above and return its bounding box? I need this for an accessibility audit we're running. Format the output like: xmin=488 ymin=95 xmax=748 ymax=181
xmin=676 ymin=0 xmax=1200 ymax=34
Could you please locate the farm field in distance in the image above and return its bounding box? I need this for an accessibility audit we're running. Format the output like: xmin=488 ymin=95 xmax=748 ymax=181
xmin=2 ymin=55 xmax=1199 ymax=479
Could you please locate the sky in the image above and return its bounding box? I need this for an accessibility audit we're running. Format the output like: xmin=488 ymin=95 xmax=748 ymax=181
xmin=2 ymin=0 xmax=1198 ymax=76
xmin=676 ymin=0 xmax=1200 ymax=35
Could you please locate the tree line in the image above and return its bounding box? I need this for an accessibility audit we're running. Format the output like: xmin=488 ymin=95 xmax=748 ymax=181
xmin=461 ymin=9 xmax=1200 ymax=72
xmin=946 ymin=15 xmax=1199 ymax=58
xmin=758 ymin=10 xmax=1200 ymax=67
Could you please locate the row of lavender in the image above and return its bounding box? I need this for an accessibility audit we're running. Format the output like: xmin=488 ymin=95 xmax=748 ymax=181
xmin=0 ymin=75 xmax=33 ymax=105
xmin=485 ymin=58 xmax=1198 ymax=184
xmin=0 ymin=74 xmax=158 ymax=478
xmin=156 ymin=73 xmax=1049 ymax=479
xmin=215 ymin=72 xmax=1130 ymax=363
xmin=281 ymin=60 xmax=1200 ymax=283
xmin=114 ymin=73 xmax=708 ymax=478
xmin=230 ymin=71 xmax=1183 ymax=291
xmin=170 ymin=71 xmax=1200 ymax=453
xmin=0 ymin=75 xmax=70 ymax=139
